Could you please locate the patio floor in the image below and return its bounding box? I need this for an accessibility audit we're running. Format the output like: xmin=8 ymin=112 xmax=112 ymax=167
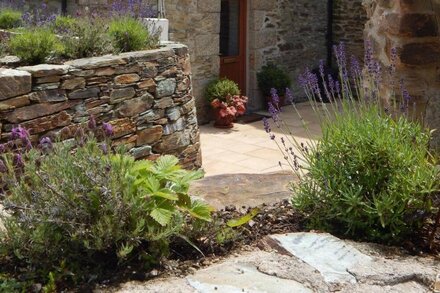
xmin=199 ymin=102 xmax=322 ymax=176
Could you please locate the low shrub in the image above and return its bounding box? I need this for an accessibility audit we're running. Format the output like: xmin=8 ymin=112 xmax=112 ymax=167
xmin=264 ymin=43 xmax=439 ymax=244
xmin=61 ymin=17 xmax=112 ymax=59
xmin=0 ymin=9 xmax=22 ymax=29
xmin=257 ymin=64 xmax=291 ymax=96
xmin=8 ymin=28 xmax=59 ymax=64
xmin=205 ymin=78 xmax=241 ymax=102
xmin=292 ymin=105 xmax=439 ymax=242
xmin=0 ymin=122 xmax=211 ymax=289
xmin=52 ymin=15 xmax=77 ymax=33
xmin=109 ymin=17 xmax=151 ymax=52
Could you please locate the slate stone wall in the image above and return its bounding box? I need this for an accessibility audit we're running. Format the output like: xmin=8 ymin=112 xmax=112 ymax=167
xmin=364 ymin=0 xmax=440 ymax=149
xmin=0 ymin=43 xmax=202 ymax=169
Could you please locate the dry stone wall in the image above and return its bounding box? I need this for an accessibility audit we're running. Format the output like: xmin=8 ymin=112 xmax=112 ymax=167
xmin=0 ymin=43 xmax=202 ymax=169
xmin=364 ymin=0 xmax=440 ymax=149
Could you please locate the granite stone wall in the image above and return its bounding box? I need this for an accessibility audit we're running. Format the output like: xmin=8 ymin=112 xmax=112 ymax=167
xmin=364 ymin=0 xmax=440 ymax=149
xmin=0 ymin=43 xmax=202 ymax=169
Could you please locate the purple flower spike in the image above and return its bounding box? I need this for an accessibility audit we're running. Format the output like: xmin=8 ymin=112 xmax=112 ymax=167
xmin=263 ymin=118 xmax=271 ymax=133
xmin=100 ymin=143 xmax=109 ymax=155
xmin=39 ymin=137 xmax=53 ymax=151
xmin=13 ymin=153 xmax=24 ymax=168
xmin=102 ymin=123 xmax=114 ymax=137
xmin=270 ymin=88 xmax=280 ymax=105
xmin=88 ymin=115 xmax=97 ymax=130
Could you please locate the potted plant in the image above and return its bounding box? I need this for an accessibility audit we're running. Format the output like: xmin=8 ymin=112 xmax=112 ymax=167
xmin=205 ymin=79 xmax=248 ymax=128
xmin=257 ymin=64 xmax=291 ymax=110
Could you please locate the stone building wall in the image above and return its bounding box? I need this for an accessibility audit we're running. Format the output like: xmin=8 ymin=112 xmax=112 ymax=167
xmin=247 ymin=0 xmax=328 ymax=110
xmin=333 ymin=0 xmax=367 ymax=60
xmin=165 ymin=0 xmax=220 ymax=123
xmin=364 ymin=0 xmax=440 ymax=149
xmin=0 ymin=43 xmax=202 ymax=168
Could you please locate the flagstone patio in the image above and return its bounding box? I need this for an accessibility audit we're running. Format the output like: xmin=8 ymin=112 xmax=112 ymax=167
xmin=199 ymin=102 xmax=322 ymax=176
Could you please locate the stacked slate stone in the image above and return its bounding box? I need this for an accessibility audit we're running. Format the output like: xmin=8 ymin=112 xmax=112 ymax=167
xmin=0 ymin=43 xmax=202 ymax=169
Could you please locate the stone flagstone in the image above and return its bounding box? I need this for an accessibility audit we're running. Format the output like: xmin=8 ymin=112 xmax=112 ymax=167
xmin=186 ymin=262 xmax=312 ymax=293
xmin=269 ymin=233 xmax=372 ymax=284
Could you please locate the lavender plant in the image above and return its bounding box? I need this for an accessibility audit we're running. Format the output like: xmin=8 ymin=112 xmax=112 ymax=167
xmin=0 ymin=120 xmax=211 ymax=288
xmin=265 ymin=42 xmax=439 ymax=243
xmin=110 ymin=0 xmax=157 ymax=19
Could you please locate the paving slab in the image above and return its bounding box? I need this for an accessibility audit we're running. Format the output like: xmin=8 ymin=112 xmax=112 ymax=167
xmin=189 ymin=171 xmax=295 ymax=210
xmin=269 ymin=233 xmax=372 ymax=284
xmin=187 ymin=262 xmax=312 ymax=293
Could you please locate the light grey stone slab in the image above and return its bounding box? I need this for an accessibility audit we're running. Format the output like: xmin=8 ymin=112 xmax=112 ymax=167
xmin=269 ymin=233 xmax=372 ymax=284
xmin=186 ymin=262 xmax=312 ymax=293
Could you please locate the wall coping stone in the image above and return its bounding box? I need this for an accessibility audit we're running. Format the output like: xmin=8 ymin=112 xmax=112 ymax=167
xmin=16 ymin=64 xmax=71 ymax=77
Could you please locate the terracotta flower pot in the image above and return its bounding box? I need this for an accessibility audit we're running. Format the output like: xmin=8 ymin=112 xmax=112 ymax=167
xmin=213 ymin=108 xmax=235 ymax=129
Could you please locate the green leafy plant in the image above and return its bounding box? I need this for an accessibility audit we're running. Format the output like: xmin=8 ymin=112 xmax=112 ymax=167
xmin=108 ymin=17 xmax=152 ymax=52
xmin=61 ymin=17 xmax=112 ymax=58
xmin=205 ymin=78 xmax=241 ymax=103
xmin=0 ymin=9 xmax=22 ymax=29
xmin=8 ymin=28 xmax=59 ymax=64
xmin=257 ymin=64 xmax=291 ymax=96
xmin=0 ymin=123 xmax=211 ymax=288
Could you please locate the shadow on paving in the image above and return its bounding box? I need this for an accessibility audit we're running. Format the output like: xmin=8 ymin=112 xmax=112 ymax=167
xmin=189 ymin=171 xmax=296 ymax=210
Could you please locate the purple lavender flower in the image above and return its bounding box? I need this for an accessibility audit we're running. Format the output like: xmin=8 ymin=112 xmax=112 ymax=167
xmin=13 ymin=153 xmax=24 ymax=168
xmin=102 ymin=123 xmax=114 ymax=137
xmin=268 ymin=103 xmax=279 ymax=121
xmin=11 ymin=126 xmax=32 ymax=149
xmin=263 ymin=118 xmax=271 ymax=133
xmin=285 ymin=88 xmax=294 ymax=103
xmin=328 ymin=74 xmax=335 ymax=96
xmin=39 ymin=137 xmax=53 ymax=151
xmin=88 ymin=115 xmax=97 ymax=130
xmin=335 ymin=81 xmax=341 ymax=95
xmin=350 ymin=55 xmax=361 ymax=78
xmin=270 ymin=134 xmax=276 ymax=140
xmin=100 ymin=143 xmax=109 ymax=155
xmin=270 ymin=88 xmax=280 ymax=105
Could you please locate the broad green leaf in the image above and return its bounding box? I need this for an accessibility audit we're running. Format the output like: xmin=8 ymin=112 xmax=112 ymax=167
xmin=150 ymin=208 xmax=174 ymax=226
xmin=227 ymin=208 xmax=260 ymax=228
xmin=188 ymin=200 xmax=212 ymax=222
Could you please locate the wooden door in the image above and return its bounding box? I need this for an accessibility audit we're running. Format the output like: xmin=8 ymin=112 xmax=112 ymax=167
xmin=219 ymin=0 xmax=247 ymax=94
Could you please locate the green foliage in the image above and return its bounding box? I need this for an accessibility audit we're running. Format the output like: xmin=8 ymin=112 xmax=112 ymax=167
xmin=292 ymin=105 xmax=439 ymax=242
xmin=60 ymin=17 xmax=112 ymax=58
xmin=205 ymin=78 xmax=241 ymax=102
xmin=0 ymin=133 xmax=210 ymax=286
xmin=52 ymin=15 xmax=77 ymax=33
xmin=0 ymin=9 xmax=22 ymax=29
xmin=108 ymin=17 xmax=152 ymax=52
xmin=257 ymin=64 xmax=291 ymax=96
xmin=8 ymin=28 xmax=59 ymax=64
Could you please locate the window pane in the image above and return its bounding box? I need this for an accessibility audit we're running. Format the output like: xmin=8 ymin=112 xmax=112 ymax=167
xmin=220 ymin=0 xmax=240 ymax=57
